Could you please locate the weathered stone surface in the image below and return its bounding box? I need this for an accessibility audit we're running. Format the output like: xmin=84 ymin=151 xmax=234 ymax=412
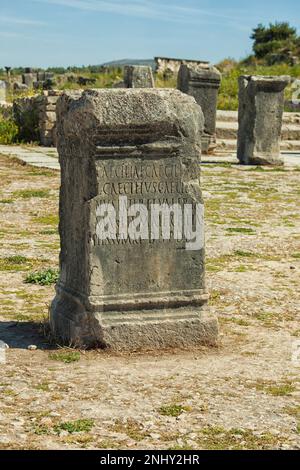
xmin=0 ymin=80 xmax=7 ymax=104
xmin=124 ymin=66 xmax=155 ymax=88
xmin=155 ymin=57 xmax=209 ymax=74
xmin=177 ymin=64 xmax=221 ymax=154
xmin=237 ymin=75 xmax=290 ymax=166
xmin=13 ymin=82 xmax=29 ymax=92
xmin=22 ymin=73 xmax=37 ymax=88
xmin=50 ymin=88 xmax=218 ymax=350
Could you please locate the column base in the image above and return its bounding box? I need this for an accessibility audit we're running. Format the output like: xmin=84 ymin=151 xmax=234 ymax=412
xmin=50 ymin=290 xmax=219 ymax=351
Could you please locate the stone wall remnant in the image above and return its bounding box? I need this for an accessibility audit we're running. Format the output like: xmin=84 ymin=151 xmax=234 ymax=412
xmin=237 ymin=75 xmax=290 ymax=165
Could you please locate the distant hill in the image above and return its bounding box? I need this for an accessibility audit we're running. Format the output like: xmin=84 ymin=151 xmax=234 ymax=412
xmin=101 ymin=58 xmax=155 ymax=69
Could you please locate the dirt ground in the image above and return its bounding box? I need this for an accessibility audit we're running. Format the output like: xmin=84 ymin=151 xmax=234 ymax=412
xmin=0 ymin=154 xmax=299 ymax=450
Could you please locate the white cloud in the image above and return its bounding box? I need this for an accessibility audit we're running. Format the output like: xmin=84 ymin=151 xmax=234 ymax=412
xmin=31 ymin=0 xmax=251 ymax=26
xmin=0 ymin=14 xmax=46 ymax=26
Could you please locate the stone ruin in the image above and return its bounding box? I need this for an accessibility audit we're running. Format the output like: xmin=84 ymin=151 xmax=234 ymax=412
xmin=113 ymin=65 xmax=155 ymax=89
xmin=177 ymin=63 xmax=221 ymax=154
xmin=124 ymin=65 xmax=155 ymax=88
xmin=12 ymin=68 xmax=55 ymax=91
xmin=237 ymin=75 xmax=290 ymax=165
xmin=34 ymin=71 xmax=56 ymax=90
xmin=155 ymin=57 xmax=209 ymax=75
xmin=50 ymin=88 xmax=218 ymax=350
xmin=13 ymin=90 xmax=62 ymax=146
xmin=34 ymin=90 xmax=61 ymax=146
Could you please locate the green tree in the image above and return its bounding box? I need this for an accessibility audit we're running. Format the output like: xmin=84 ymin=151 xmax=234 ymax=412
xmin=251 ymin=22 xmax=299 ymax=64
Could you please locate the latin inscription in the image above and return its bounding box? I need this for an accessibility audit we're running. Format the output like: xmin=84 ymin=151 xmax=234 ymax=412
xmin=94 ymin=159 xmax=201 ymax=246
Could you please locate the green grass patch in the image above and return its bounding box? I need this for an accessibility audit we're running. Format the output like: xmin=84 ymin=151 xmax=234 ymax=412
xmin=291 ymin=253 xmax=300 ymax=259
xmin=24 ymin=268 xmax=59 ymax=286
xmin=198 ymin=426 xmax=282 ymax=450
xmin=35 ymin=214 xmax=59 ymax=226
xmin=226 ymin=227 xmax=256 ymax=235
xmin=283 ymin=405 xmax=300 ymax=418
xmin=6 ymin=255 xmax=27 ymax=264
xmin=26 ymin=169 xmax=57 ymax=177
xmin=234 ymin=250 xmax=256 ymax=258
xmin=13 ymin=189 xmax=50 ymax=199
xmin=158 ymin=404 xmax=189 ymax=418
xmin=34 ymin=382 xmax=51 ymax=392
xmin=0 ymin=117 xmax=19 ymax=144
xmin=54 ymin=419 xmax=94 ymax=434
xmin=49 ymin=350 xmax=81 ymax=364
xmin=40 ymin=229 xmax=58 ymax=235
xmin=0 ymin=255 xmax=32 ymax=271
xmin=253 ymin=380 xmax=296 ymax=396
xmin=221 ymin=317 xmax=251 ymax=327
xmin=253 ymin=311 xmax=285 ymax=326
xmin=0 ymin=199 xmax=13 ymax=204
xmin=234 ymin=265 xmax=250 ymax=273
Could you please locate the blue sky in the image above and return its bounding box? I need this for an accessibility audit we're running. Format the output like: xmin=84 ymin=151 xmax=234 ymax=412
xmin=0 ymin=0 xmax=299 ymax=67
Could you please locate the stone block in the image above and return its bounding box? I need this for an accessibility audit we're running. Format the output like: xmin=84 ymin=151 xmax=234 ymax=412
xmin=50 ymin=89 xmax=218 ymax=350
xmin=237 ymin=75 xmax=290 ymax=165
xmin=177 ymin=64 xmax=221 ymax=154
xmin=124 ymin=66 xmax=155 ymax=88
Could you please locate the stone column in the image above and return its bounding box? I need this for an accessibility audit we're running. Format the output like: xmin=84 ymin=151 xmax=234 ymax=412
xmin=177 ymin=64 xmax=221 ymax=154
xmin=50 ymin=88 xmax=218 ymax=350
xmin=237 ymin=75 xmax=290 ymax=166
xmin=0 ymin=80 xmax=7 ymax=105
xmin=22 ymin=73 xmax=37 ymax=88
xmin=124 ymin=65 xmax=155 ymax=88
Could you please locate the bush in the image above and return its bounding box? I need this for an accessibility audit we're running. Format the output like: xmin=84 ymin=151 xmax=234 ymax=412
xmin=24 ymin=268 xmax=59 ymax=286
xmin=251 ymin=22 xmax=299 ymax=64
xmin=12 ymin=99 xmax=39 ymax=143
xmin=0 ymin=116 xmax=19 ymax=144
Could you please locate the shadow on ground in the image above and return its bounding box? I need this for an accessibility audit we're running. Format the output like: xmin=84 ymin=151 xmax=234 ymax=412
xmin=0 ymin=320 xmax=55 ymax=350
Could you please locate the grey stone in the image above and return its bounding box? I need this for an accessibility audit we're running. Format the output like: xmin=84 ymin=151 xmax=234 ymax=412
xmin=0 ymin=80 xmax=7 ymax=104
xmin=37 ymin=71 xmax=46 ymax=81
xmin=50 ymin=88 xmax=218 ymax=350
xmin=177 ymin=64 xmax=221 ymax=154
xmin=155 ymin=57 xmax=209 ymax=74
xmin=237 ymin=75 xmax=290 ymax=166
xmin=22 ymin=73 xmax=37 ymax=88
xmin=13 ymin=82 xmax=29 ymax=91
xmin=124 ymin=66 xmax=155 ymax=88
